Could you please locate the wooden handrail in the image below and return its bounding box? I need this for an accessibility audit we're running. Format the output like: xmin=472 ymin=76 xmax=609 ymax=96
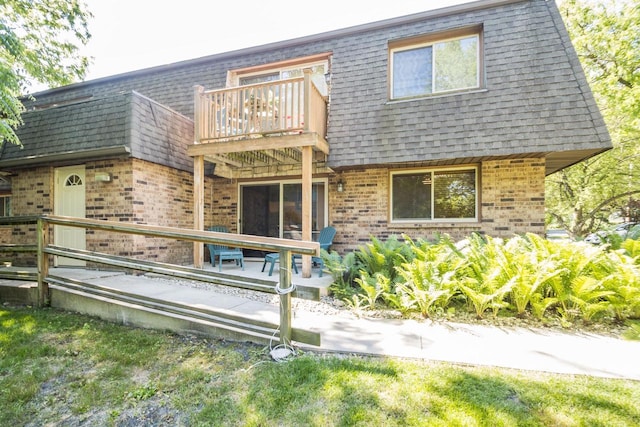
xmin=42 ymin=215 xmax=319 ymax=255
xmin=35 ymin=215 xmax=319 ymax=345
xmin=0 ymin=215 xmax=40 ymax=225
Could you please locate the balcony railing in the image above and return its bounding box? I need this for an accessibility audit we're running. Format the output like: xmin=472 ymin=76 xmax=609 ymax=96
xmin=194 ymin=70 xmax=328 ymax=143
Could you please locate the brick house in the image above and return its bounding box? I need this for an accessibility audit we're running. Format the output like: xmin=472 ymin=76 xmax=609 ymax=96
xmin=0 ymin=0 xmax=610 ymax=269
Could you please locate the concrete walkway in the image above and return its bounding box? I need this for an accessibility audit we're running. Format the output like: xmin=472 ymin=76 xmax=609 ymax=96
xmin=3 ymin=263 xmax=640 ymax=380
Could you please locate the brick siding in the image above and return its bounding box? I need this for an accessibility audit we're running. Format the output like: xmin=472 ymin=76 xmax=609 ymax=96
xmin=328 ymin=158 xmax=545 ymax=253
xmin=8 ymin=167 xmax=53 ymax=265
xmin=5 ymin=159 xmax=215 ymax=266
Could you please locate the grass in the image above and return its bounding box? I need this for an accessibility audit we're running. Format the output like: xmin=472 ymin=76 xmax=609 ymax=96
xmin=1 ymin=306 xmax=639 ymax=426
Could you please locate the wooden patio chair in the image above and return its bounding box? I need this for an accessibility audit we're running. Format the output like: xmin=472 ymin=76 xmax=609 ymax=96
xmin=206 ymin=225 xmax=244 ymax=272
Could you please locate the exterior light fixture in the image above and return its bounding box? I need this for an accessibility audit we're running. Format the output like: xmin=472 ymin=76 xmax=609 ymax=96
xmin=337 ymin=179 xmax=344 ymax=193
xmin=94 ymin=172 xmax=112 ymax=182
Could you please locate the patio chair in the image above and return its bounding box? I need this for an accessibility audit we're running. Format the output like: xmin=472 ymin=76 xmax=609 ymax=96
xmin=206 ymin=225 xmax=244 ymax=272
xmin=261 ymin=253 xmax=299 ymax=276
xmin=294 ymin=226 xmax=336 ymax=277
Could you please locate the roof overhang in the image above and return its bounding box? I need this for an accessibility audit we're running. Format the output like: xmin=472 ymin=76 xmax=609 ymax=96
xmin=544 ymin=147 xmax=611 ymax=176
xmin=0 ymin=146 xmax=131 ymax=170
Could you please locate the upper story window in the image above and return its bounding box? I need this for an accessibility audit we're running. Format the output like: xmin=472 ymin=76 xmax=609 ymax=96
xmin=390 ymin=27 xmax=482 ymax=99
xmin=390 ymin=166 xmax=478 ymax=222
xmin=229 ymin=53 xmax=330 ymax=95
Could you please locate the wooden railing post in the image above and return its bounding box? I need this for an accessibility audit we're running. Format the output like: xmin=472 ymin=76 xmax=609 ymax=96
xmin=303 ymin=69 xmax=312 ymax=133
xmin=193 ymin=85 xmax=204 ymax=143
xmin=37 ymin=217 xmax=49 ymax=307
xmin=278 ymin=248 xmax=293 ymax=345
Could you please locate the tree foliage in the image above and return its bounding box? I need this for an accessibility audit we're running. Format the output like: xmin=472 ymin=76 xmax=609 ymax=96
xmin=0 ymin=0 xmax=91 ymax=147
xmin=546 ymin=0 xmax=640 ymax=237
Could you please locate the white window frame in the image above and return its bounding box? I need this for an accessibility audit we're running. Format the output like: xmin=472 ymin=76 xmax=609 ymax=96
xmin=389 ymin=29 xmax=482 ymax=100
xmin=228 ymin=53 xmax=331 ymax=95
xmin=390 ymin=166 xmax=478 ymax=223
xmin=0 ymin=195 xmax=10 ymax=217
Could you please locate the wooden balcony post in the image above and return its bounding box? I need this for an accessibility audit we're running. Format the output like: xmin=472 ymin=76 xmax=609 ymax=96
xmin=193 ymin=85 xmax=205 ymax=268
xmin=301 ymin=145 xmax=312 ymax=278
xmin=193 ymin=155 xmax=204 ymax=268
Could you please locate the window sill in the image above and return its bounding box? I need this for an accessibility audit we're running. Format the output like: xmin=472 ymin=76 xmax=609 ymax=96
xmin=388 ymin=221 xmax=482 ymax=229
xmin=386 ymin=88 xmax=488 ymax=105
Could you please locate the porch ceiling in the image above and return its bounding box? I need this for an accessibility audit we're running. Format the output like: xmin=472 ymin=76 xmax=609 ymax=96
xmin=187 ymin=132 xmax=331 ymax=179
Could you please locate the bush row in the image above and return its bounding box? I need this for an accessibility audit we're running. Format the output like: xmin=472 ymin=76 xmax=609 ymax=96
xmin=324 ymin=233 xmax=640 ymax=326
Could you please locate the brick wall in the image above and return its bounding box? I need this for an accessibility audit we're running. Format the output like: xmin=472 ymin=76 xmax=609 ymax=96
xmin=6 ymin=159 xmax=216 ymax=266
xmin=480 ymin=159 xmax=546 ymax=236
xmin=207 ymin=177 xmax=238 ymax=232
xmin=85 ymin=159 xmax=137 ymax=262
xmin=4 ymin=157 xmax=545 ymax=265
xmin=8 ymin=167 xmax=53 ymax=265
xmin=85 ymin=158 xmax=198 ymax=265
xmin=328 ymin=158 xmax=545 ymax=253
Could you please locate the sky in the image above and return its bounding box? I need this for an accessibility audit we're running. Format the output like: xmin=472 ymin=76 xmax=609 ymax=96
xmin=74 ymin=0 xmax=475 ymax=83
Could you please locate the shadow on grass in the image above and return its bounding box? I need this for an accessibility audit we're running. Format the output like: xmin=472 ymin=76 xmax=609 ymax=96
xmin=3 ymin=306 xmax=640 ymax=426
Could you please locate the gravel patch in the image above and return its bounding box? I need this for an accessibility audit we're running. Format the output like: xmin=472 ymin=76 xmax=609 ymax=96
xmin=146 ymin=275 xmax=351 ymax=317
xmin=144 ymin=275 xmax=628 ymax=337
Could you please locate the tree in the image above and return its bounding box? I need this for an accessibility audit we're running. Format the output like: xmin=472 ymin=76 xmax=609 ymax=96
xmin=545 ymin=0 xmax=640 ymax=237
xmin=0 ymin=0 xmax=91 ymax=147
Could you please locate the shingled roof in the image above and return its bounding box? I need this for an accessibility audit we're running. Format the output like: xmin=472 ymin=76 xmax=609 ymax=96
xmin=1 ymin=91 xmax=193 ymax=172
xmin=11 ymin=0 xmax=610 ymax=176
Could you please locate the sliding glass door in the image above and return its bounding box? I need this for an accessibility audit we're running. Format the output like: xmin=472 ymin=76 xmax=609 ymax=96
xmin=240 ymin=180 xmax=327 ymax=252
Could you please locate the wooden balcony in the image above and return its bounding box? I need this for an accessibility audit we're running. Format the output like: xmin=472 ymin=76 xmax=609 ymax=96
xmin=189 ymin=69 xmax=330 ymax=179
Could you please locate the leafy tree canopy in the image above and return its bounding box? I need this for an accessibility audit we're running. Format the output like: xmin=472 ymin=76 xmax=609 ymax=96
xmin=0 ymin=0 xmax=91 ymax=147
xmin=546 ymin=0 xmax=640 ymax=237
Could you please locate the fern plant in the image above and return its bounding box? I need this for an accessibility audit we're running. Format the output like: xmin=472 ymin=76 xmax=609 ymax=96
xmin=459 ymin=279 xmax=513 ymax=319
xmin=504 ymin=235 xmax=567 ymax=317
xmin=622 ymin=239 xmax=640 ymax=261
xmin=326 ymin=251 xmax=362 ymax=301
xmin=601 ymin=250 xmax=640 ymax=320
xmin=544 ymin=241 xmax=610 ymax=325
xmin=355 ymin=235 xmax=414 ymax=290
xmin=454 ymin=234 xmax=514 ymax=318
xmin=348 ymin=271 xmax=391 ymax=310
xmin=568 ymin=276 xmax=615 ymax=322
xmin=393 ymin=252 xmax=461 ymax=318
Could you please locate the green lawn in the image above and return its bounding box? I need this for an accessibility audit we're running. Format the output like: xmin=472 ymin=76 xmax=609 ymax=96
xmin=1 ymin=305 xmax=639 ymax=426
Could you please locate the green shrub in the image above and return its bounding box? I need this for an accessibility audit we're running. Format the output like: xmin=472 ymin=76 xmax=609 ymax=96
xmin=392 ymin=236 xmax=462 ymax=317
xmin=327 ymin=235 xmax=416 ymax=304
xmin=325 ymin=232 xmax=640 ymax=328
xmin=325 ymin=251 xmax=361 ymax=301
xmin=354 ymin=235 xmax=415 ymax=289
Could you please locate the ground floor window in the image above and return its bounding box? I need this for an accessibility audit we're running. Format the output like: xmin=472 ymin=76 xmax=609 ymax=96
xmin=239 ymin=180 xmax=327 ymax=240
xmin=0 ymin=177 xmax=10 ymax=217
xmin=0 ymin=196 xmax=10 ymax=217
xmin=390 ymin=167 xmax=477 ymax=222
